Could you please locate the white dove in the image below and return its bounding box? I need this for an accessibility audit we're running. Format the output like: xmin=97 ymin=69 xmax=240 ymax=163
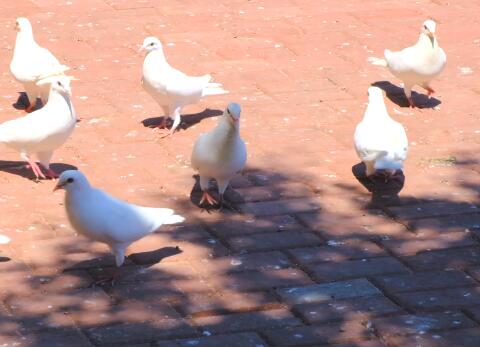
xmin=0 ymin=75 xmax=77 ymax=179
xmin=191 ymin=102 xmax=247 ymax=207
xmin=354 ymin=86 xmax=408 ymax=180
xmin=54 ymin=170 xmax=185 ymax=277
xmin=384 ymin=19 xmax=446 ymax=108
xmin=141 ymin=36 xmax=228 ymax=137
xmin=10 ymin=17 xmax=69 ymax=112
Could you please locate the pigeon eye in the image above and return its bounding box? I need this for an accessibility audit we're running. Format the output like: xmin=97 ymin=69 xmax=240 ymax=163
xmin=424 ymin=25 xmax=428 ymax=30
xmin=57 ymin=81 xmax=62 ymax=86
xmin=150 ymin=42 xmax=155 ymax=46
xmin=67 ymin=178 xmax=74 ymax=183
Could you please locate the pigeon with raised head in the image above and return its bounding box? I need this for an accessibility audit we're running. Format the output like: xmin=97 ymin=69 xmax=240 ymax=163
xmin=54 ymin=170 xmax=185 ymax=277
xmin=384 ymin=19 xmax=446 ymax=107
xmin=354 ymin=86 xmax=408 ymax=179
xmin=140 ymin=36 xmax=228 ymax=137
xmin=0 ymin=75 xmax=77 ymax=179
xmin=191 ymin=102 xmax=247 ymax=207
xmin=10 ymin=17 xmax=69 ymax=112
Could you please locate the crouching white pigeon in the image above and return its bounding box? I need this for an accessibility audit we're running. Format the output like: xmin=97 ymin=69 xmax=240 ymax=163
xmin=384 ymin=19 xmax=446 ymax=108
xmin=0 ymin=75 xmax=77 ymax=179
xmin=354 ymin=87 xmax=408 ymax=180
xmin=10 ymin=17 xmax=70 ymax=112
xmin=191 ymin=102 xmax=247 ymax=208
xmin=54 ymin=170 xmax=185 ymax=282
xmin=140 ymin=36 xmax=228 ymax=137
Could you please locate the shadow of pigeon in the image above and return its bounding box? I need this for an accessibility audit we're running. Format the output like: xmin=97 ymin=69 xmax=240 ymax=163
xmin=141 ymin=108 xmax=223 ymax=132
xmin=372 ymin=80 xmax=441 ymax=109
xmin=0 ymin=160 xmax=77 ymax=181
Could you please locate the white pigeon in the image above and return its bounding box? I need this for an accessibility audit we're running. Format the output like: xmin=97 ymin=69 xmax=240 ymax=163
xmin=0 ymin=75 xmax=77 ymax=179
xmin=10 ymin=17 xmax=69 ymax=112
xmin=140 ymin=36 xmax=228 ymax=137
xmin=191 ymin=102 xmax=247 ymax=207
xmin=54 ymin=170 xmax=185 ymax=272
xmin=384 ymin=19 xmax=446 ymax=107
xmin=354 ymin=86 xmax=408 ymax=179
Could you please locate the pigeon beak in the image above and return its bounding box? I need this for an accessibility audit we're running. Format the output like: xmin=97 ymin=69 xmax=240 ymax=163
xmin=138 ymin=45 xmax=146 ymax=53
xmin=53 ymin=181 xmax=65 ymax=192
xmin=14 ymin=22 xmax=19 ymax=31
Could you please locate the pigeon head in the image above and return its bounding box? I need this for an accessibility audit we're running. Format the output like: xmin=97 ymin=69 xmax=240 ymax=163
xmin=225 ymin=102 xmax=241 ymax=126
xmin=54 ymin=170 xmax=90 ymax=192
xmin=367 ymin=86 xmax=384 ymax=101
xmin=37 ymin=75 xmax=76 ymax=97
xmin=422 ymin=19 xmax=437 ymax=38
xmin=140 ymin=36 xmax=163 ymax=52
xmin=15 ymin=17 xmax=32 ymax=33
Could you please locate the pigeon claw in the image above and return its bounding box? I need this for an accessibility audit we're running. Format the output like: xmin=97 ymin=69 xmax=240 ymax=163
xmin=199 ymin=191 xmax=218 ymax=206
xmin=25 ymin=104 xmax=35 ymax=113
xmin=45 ymin=168 xmax=60 ymax=180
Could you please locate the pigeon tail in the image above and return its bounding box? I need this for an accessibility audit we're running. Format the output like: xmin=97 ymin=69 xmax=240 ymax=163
xmin=203 ymin=84 xmax=229 ymax=97
xmin=368 ymin=55 xmax=388 ymax=67
xmin=164 ymin=214 xmax=185 ymax=225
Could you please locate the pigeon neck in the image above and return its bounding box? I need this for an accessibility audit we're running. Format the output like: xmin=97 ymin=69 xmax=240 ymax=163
xmin=148 ymin=48 xmax=168 ymax=64
xmin=364 ymin=97 xmax=389 ymax=121
xmin=418 ymin=32 xmax=437 ymax=49
xmin=47 ymin=89 xmax=76 ymax=118
xmin=217 ymin=115 xmax=239 ymax=137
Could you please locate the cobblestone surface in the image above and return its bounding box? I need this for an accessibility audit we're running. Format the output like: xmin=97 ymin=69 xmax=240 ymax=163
xmin=0 ymin=0 xmax=480 ymax=346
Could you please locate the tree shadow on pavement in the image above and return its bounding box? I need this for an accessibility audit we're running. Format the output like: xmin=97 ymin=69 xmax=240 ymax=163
xmin=1 ymin=159 xmax=480 ymax=346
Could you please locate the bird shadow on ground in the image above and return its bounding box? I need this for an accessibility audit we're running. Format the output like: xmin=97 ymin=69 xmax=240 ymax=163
xmin=189 ymin=174 xmax=245 ymax=213
xmin=372 ymin=80 xmax=441 ymax=109
xmin=0 ymin=160 xmax=77 ymax=181
xmin=352 ymin=162 xmax=405 ymax=206
xmin=141 ymin=108 xmax=223 ymax=133
xmin=12 ymin=92 xmax=42 ymax=112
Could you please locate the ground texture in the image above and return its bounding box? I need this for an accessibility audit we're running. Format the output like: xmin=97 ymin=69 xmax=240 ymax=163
xmin=1 ymin=0 xmax=480 ymax=346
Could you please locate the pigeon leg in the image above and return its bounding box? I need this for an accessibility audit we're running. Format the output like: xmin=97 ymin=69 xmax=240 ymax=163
xmin=407 ymin=96 xmax=415 ymax=108
xmin=425 ymin=86 xmax=435 ymax=96
xmin=166 ymin=108 xmax=182 ymax=137
xmin=199 ymin=191 xmax=218 ymax=206
xmin=22 ymin=155 xmax=45 ymax=179
xmin=44 ymin=168 xmax=59 ymax=179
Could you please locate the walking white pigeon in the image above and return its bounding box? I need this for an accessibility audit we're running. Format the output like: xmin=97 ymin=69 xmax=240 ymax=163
xmin=0 ymin=75 xmax=77 ymax=179
xmin=10 ymin=17 xmax=69 ymax=112
xmin=140 ymin=36 xmax=228 ymax=137
xmin=54 ymin=170 xmax=185 ymax=281
xmin=384 ymin=19 xmax=446 ymax=107
xmin=354 ymin=86 xmax=408 ymax=180
xmin=191 ymin=102 xmax=247 ymax=207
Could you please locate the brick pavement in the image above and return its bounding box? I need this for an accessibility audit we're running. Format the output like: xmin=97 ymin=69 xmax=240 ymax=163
xmin=0 ymin=0 xmax=480 ymax=346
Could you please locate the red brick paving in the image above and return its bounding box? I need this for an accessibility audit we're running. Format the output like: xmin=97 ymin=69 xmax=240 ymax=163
xmin=0 ymin=0 xmax=479 ymax=346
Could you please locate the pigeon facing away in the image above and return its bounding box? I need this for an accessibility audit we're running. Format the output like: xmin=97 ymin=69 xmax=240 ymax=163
xmin=0 ymin=75 xmax=77 ymax=179
xmin=384 ymin=19 xmax=446 ymax=107
xmin=191 ymin=102 xmax=247 ymax=207
xmin=10 ymin=17 xmax=69 ymax=112
xmin=54 ymin=170 xmax=185 ymax=277
xmin=141 ymin=36 xmax=228 ymax=137
xmin=354 ymin=87 xmax=408 ymax=179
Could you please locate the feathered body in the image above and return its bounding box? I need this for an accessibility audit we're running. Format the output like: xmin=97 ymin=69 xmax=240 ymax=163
xmin=57 ymin=170 xmax=185 ymax=267
xmin=0 ymin=76 xmax=76 ymax=177
xmin=141 ymin=37 xmax=228 ymax=135
xmin=10 ymin=17 xmax=69 ymax=108
xmin=191 ymin=103 xmax=247 ymax=204
xmin=354 ymin=87 xmax=408 ymax=176
xmin=384 ymin=19 xmax=446 ymax=104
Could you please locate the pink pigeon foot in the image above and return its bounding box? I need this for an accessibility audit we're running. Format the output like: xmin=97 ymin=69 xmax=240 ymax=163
xmin=199 ymin=191 xmax=218 ymax=206
xmin=426 ymin=86 xmax=435 ymax=96
xmin=26 ymin=159 xmax=46 ymax=179
xmin=44 ymin=168 xmax=59 ymax=179
xmin=407 ymin=96 xmax=415 ymax=108
xmin=25 ymin=104 xmax=35 ymax=113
